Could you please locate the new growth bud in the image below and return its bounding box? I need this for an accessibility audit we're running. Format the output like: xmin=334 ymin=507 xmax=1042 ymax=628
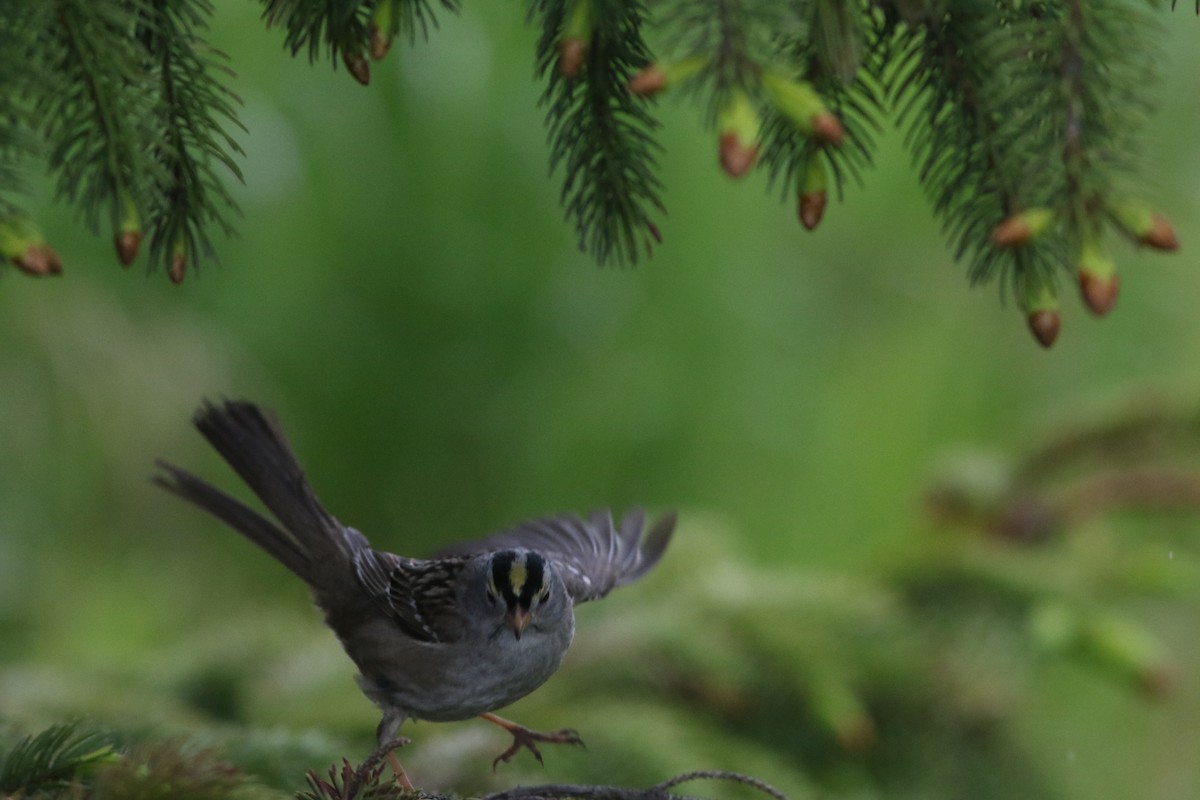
xmin=114 ymin=194 xmax=142 ymax=267
xmin=717 ymin=92 xmax=761 ymax=179
xmin=991 ymin=208 xmax=1054 ymax=249
xmin=627 ymin=58 xmax=706 ymax=98
xmin=169 ymin=242 xmax=187 ymax=284
xmin=1111 ymin=202 xmax=1179 ymax=252
xmin=343 ymin=48 xmax=370 ymax=86
xmin=798 ymin=155 xmax=828 ymax=231
xmin=369 ymin=1 xmax=395 ymax=60
xmin=761 ymin=72 xmax=843 ymax=146
xmin=1 ymin=217 xmax=62 ymax=277
xmin=558 ymin=0 xmax=592 ymax=79
xmin=1077 ymin=240 xmax=1118 ymax=316
xmin=1022 ymin=281 xmax=1060 ymax=348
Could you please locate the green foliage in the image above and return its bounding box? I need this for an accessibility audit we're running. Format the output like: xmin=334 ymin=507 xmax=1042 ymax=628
xmin=93 ymin=739 xmax=261 ymax=800
xmin=262 ymin=0 xmax=370 ymax=65
xmin=139 ymin=0 xmax=246 ymax=281
xmin=0 ymin=721 xmax=118 ymax=795
xmin=0 ymin=0 xmax=242 ymax=279
xmin=0 ymin=722 xmax=270 ymax=800
xmin=1 ymin=0 xmax=1190 ymax=338
xmin=534 ymin=0 xmax=666 ymax=266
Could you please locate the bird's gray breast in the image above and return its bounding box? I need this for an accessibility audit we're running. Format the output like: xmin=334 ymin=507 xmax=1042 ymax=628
xmin=351 ymin=610 xmax=575 ymax=723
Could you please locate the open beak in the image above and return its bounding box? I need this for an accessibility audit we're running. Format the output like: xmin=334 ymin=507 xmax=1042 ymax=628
xmin=505 ymin=606 xmax=531 ymax=640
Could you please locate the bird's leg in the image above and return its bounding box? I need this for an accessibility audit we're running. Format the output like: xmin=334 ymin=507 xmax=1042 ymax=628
xmin=386 ymin=751 xmax=415 ymax=793
xmin=478 ymin=711 xmax=585 ymax=769
xmin=370 ymin=709 xmax=415 ymax=791
xmin=364 ymin=737 xmax=414 ymax=792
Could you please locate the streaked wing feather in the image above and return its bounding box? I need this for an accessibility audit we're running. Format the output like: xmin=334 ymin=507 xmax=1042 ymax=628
xmin=354 ymin=550 xmax=469 ymax=643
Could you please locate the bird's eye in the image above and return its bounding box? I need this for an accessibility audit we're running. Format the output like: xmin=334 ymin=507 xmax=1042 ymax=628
xmin=486 ymin=585 xmax=498 ymax=605
xmin=538 ymin=587 xmax=550 ymax=604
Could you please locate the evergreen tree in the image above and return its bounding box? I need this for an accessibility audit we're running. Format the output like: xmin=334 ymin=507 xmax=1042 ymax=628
xmin=0 ymin=0 xmax=1191 ymax=345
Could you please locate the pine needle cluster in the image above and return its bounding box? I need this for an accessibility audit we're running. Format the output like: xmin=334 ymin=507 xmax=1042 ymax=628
xmin=1 ymin=0 xmax=243 ymax=281
xmin=624 ymin=0 xmax=1187 ymax=344
xmin=0 ymin=0 xmax=1191 ymax=343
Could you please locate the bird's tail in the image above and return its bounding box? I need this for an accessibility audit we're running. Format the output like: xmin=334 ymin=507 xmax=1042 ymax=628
xmin=154 ymin=400 xmax=368 ymax=591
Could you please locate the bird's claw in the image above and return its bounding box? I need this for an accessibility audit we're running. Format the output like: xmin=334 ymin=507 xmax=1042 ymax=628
xmin=491 ymin=726 xmax=585 ymax=770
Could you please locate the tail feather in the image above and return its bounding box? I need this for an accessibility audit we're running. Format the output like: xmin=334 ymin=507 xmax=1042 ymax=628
xmin=153 ymin=460 xmax=312 ymax=579
xmin=155 ymin=400 xmax=367 ymax=590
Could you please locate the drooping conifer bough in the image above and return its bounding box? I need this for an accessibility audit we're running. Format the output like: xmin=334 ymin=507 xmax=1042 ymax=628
xmin=0 ymin=0 xmax=1192 ymax=346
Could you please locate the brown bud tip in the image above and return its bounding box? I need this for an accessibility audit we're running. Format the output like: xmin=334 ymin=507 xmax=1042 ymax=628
xmin=1027 ymin=310 xmax=1060 ymax=348
xmin=558 ymin=36 xmax=586 ymax=79
xmin=628 ymin=65 xmax=666 ymax=96
xmin=169 ymin=252 xmax=186 ymax=284
xmin=343 ymin=50 xmax=370 ymax=86
xmin=13 ymin=243 xmax=61 ymax=277
xmin=1142 ymin=213 xmax=1179 ymax=252
xmin=45 ymin=245 xmax=63 ymax=275
xmin=1079 ymin=271 xmax=1119 ymax=316
xmin=115 ymin=230 xmax=142 ymax=267
xmin=799 ymin=190 xmax=827 ymax=231
xmin=719 ymin=132 xmax=758 ymax=179
xmin=369 ymin=23 xmax=393 ymax=61
xmin=991 ymin=216 xmax=1031 ymax=249
xmin=811 ymin=112 xmax=844 ymax=146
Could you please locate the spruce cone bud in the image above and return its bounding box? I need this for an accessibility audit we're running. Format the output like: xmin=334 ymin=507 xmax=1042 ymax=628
xmin=810 ymin=111 xmax=845 ymax=147
xmin=1142 ymin=213 xmax=1179 ymax=252
xmin=558 ymin=36 xmax=586 ymax=79
xmin=1079 ymin=272 xmax=1118 ymax=317
xmin=628 ymin=65 xmax=666 ymax=96
xmin=628 ymin=58 xmax=706 ymax=98
xmin=1077 ymin=241 xmax=1118 ymax=316
xmin=1027 ymin=309 xmax=1060 ymax=348
xmin=115 ymin=230 xmax=142 ymax=267
xmin=762 ymin=72 xmax=842 ymax=146
xmin=558 ymin=0 xmax=591 ymax=80
xmin=13 ymin=244 xmax=62 ymax=277
xmin=369 ymin=23 xmax=393 ymax=60
xmin=369 ymin=1 xmax=395 ymax=60
xmin=717 ymin=92 xmax=760 ymax=179
xmin=799 ymin=191 xmax=827 ymax=231
xmin=798 ymin=155 xmax=828 ymax=231
xmin=1111 ymin=202 xmax=1179 ymax=252
xmin=991 ymin=208 xmax=1054 ymax=248
xmin=343 ymin=49 xmax=370 ymax=86
xmin=1023 ymin=280 xmax=1061 ymax=348
xmin=719 ymin=132 xmax=757 ymax=178
xmin=169 ymin=251 xmax=186 ymax=284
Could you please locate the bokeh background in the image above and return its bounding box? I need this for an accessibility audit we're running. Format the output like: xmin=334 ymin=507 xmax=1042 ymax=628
xmin=2 ymin=5 xmax=1199 ymax=799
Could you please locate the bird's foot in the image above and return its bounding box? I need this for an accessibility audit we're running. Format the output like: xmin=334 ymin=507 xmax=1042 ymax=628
xmin=479 ymin=712 xmax=585 ymax=769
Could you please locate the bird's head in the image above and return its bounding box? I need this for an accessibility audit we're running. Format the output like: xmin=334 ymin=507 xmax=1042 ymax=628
xmin=485 ymin=550 xmax=555 ymax=640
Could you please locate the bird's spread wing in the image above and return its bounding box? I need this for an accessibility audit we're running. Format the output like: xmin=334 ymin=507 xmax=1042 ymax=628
xmin=435 ymin=508 xmax=676 ymax=604
xmin=354 ymin=546 xmax=470 ymax=643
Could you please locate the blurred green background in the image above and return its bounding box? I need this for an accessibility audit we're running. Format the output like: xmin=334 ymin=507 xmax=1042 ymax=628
xmin=2 ymin=5 xmax=1199 ymax=799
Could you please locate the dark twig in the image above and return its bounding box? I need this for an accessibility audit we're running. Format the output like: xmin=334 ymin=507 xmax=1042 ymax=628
xmin=483 ymin=769 xmax=788 ymax=800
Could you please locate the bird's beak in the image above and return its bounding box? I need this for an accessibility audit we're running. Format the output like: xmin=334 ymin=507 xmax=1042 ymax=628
xmin=505 ymin=607 xmax=531 ymax=640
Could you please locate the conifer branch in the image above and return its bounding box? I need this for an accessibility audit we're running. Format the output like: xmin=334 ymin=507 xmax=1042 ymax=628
xmin=42 ymin=0 xmax=160 ymax=235
xmin=140 ymin=0 xmax=246 ymax=282
xmin=0 ymin=0 xmax=1190 ymax=344
xmin=535 ymin=0 xmax=665 ymax=265
xmin=0 ymin=5 xmax=46 ymax=219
